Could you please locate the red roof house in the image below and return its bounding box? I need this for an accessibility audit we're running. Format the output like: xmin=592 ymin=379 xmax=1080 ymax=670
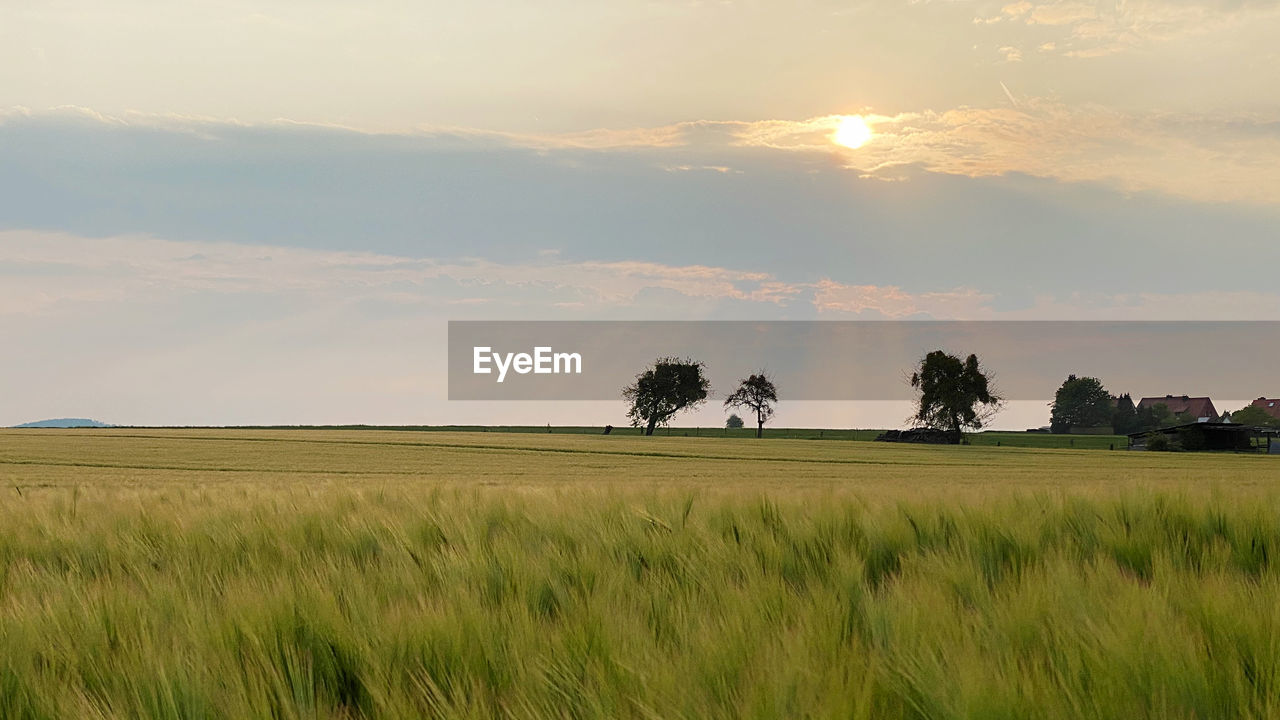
xmin=1250 ymin=397 xmax=1280 ymax=420
xmin=1137 ymin=395 xmax=1218 ymax=422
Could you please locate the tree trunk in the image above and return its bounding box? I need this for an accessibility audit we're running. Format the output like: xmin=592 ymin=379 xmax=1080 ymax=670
xmin=645 ymin=417 xmax=657 ymax=436
xmin=756 ymin=413 xmax=763 ymax=439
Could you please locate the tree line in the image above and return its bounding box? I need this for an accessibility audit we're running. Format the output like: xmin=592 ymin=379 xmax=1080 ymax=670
xmin=624 ymin=355 xmax=1279 ymax=439
xmin=1050 ymin=375 xmax=1280 ymax=435
xmin=622 ymin=349 xmax=1003 ymax=439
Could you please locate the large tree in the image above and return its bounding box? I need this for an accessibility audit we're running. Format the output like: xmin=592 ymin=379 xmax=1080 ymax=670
xmin=623 ymin=357 xmax=710 ymax=436
xmin=910 ymin=350 xmax=1003 ymax=441
xmin=723 ymin=373 xmax=778 ymax=438
xmin=1050 ymin=375 xmax=1112 ymax=434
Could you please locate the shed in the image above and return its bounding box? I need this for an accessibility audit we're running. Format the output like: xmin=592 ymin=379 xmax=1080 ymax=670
xmin=1126 ymin=422 xmax=1253 ymax=452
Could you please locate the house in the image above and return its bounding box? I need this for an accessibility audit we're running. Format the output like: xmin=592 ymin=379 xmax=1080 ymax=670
xmin=1250 ymin=397 xmax=1280 ymax=421
xmin=1136 ymin=395 xmax=1218 ymax=423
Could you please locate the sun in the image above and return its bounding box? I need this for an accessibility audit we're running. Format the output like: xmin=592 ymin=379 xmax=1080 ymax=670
xmin=833 ymin=115 xmax=873 ymax=149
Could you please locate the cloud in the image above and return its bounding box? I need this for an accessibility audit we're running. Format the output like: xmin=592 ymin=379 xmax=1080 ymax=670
xmin=0 ymin=105 xmax=692 ymax=151
xmin=997 ymin=290 xmax=1280 ymax=320
xmin=0 ymin=230 xmax=1016 ymax=320
xmin=427 ymin=124 xmax=692 ymax=151
xmin=728 ymin=101 xmax=1280 ymax=206
xmin=812 ymin=281 xmax=995 ymax=318
xmin=1003 ymin=1 xmax=1034 ymax=18
xmin=812 ymin=278 xmax=1280 ymax=321
xmin=999 ymin=45 xmax=1024 ymax=61
xmin=7 ymin=231 xmax=1279 ymax=322
xmin=1027 ymin=1 xmax=1096 ymax=26
xmin=0 ymin=231 xmax=804 ymax=314
xmin=3 ymin=107 xmax=1279 ymax=311
xmin=976 ymin=0 xmax=1280 ymax=57
xmin=10 ymin=103 xmax=1280 ymax=206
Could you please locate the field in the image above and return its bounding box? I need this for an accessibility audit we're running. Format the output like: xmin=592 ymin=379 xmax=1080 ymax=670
xmin=169 ymin=424 xmax=1131 ymax=450
xmin=3 ymin=429 xmax=1280 ymax=719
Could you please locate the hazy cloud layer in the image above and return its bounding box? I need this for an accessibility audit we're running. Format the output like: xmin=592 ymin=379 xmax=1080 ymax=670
xmin=3 ymin=109 xmax=1278 ymax=309
xmin=975 ymin=0 xmax=1280 ymax=58
xmin=0 ymin=232 xmax=802 ymax=316
xmin=11 ymin=104 xmax=1280 ymax=207
xmin=5 ymin=0 xmax=1277 ymax=130
xmin=6 ymin=230 xmax=1278 ymax=321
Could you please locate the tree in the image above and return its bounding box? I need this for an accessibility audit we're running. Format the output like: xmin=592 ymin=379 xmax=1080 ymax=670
xmin=725 ymin=413 xmax=744 ymax=429
xmin=1111 ymin=393 xmax=1139 ymax=435
xmin=909 ymin=350 xmax=1003 ymax=440
xmin=1150 ymin=403 xmax=1172 ymax=430
xmin=723 ymin=373 xmax=778 ymax=438
xmin=623 ymin=357 xmax=710 ymax=436
xmin=1134 ymin=402 xmax=1172 ymax=432
xmin=1050 ymin=375 xmax=1112 ymax=434
xmin=1229 ymin=404 xmax=1280 ymax=428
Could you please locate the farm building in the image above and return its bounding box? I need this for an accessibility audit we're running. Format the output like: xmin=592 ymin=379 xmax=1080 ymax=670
xmin=1250 ymin=397 xmax=1280 ymax=421
xmin=1127 ymin=422 xmax=1275 ymax=452
xmin=1137 ymin=395 xmax=1218 ymax=423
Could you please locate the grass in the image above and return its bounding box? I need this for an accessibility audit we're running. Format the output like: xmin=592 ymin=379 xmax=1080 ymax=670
xmin=2 ymin=429 xmax=1279 ymax=718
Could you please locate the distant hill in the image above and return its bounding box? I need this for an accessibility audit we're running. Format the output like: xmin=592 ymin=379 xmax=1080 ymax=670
xmin=12 ymin=418 xmax=113 ymax=428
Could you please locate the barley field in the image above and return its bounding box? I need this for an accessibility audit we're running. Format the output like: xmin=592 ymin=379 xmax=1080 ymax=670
xmin=2 ymin=429 xmax=1280 ymax=719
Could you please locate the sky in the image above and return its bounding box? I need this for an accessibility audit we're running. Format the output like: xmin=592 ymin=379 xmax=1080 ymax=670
xmin=3 ymin=0 xmax=1279 ymax=428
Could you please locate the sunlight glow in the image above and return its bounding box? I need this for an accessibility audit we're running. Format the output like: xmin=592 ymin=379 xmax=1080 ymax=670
xmin=833 ymin=115 xmax=873 ymax=149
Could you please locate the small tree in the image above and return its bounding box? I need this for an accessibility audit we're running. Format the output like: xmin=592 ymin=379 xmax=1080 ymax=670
xmin=1150 ymin=402 xmax=1172 ymax=430
xmin=1050 ymin=375 xmax=1112 ymax=434
xmin=1135 ymin=404 xmax=1155 ymax=432
xmin=623 ymin=357 xmax=710 ymax=436
xmin=723 ymin=373 xmax=778 ymax=438
xmin=726 ymin=413 xmax=745 ymax=429
xmin=1228 ymin=405 xmax=1280 ymax=428
xmin=910 ymin=350 xmax=1003 ymax=441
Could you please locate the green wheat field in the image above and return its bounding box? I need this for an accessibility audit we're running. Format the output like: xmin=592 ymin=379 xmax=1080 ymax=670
xmin=3 ymin=429 xmax=1280 ymax=719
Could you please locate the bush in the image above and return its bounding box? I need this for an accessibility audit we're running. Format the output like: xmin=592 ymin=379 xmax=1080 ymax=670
xmin=1147 ymin=435 xmax=1170 ymax=452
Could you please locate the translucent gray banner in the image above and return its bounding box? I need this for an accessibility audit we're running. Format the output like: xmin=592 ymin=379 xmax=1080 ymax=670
xmin=447 ymin=321 xmax=1280 ymax=401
